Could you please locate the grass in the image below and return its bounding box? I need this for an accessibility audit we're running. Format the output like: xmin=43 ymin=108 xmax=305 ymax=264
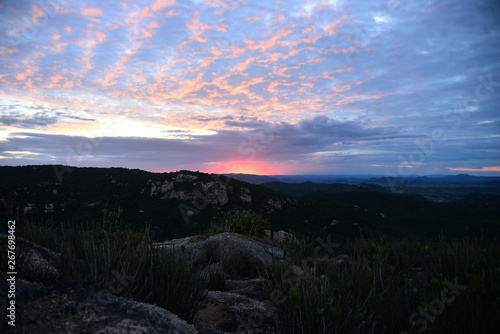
xmin=203 ymin=209 xmax=270 ymax=236
xmin=9 ymin=213 xmax=500 ymax=332
xmin=15 ymin=211 xmax=209 ymax=323
xmin=262 ymin=235 xmax=500 ymax=334
xmin=279 ymin=228 xmax=314 ymax=265
xmin=130 ymin=247 xmax=208 ymax=322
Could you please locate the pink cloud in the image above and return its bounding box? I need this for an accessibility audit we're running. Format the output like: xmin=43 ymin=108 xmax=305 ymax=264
xmin=244 ymin=15 xmax=261 ymax=23
xmin=29 ymin=5 xmax=46 ymax=25
xmin=234 ymin=56 xmax=260 ymax=72
xmin=0 ymin=46 xmax=16 ymax=55
xmin=50 ymin=74 xmax=63 ymax=84
xmin=96 ymin=32 xmax=106 ymax=44
xmin=448 ymin=167 xmax=500 ymax=172
xmin=82 ymin=8 xmax=103 ymax=16
xmin=152 ymin=0 xmax=176 ymax=12
xmin=94 ymin=72 xmax=120 ymax=87
xmin=15 ymin=68 xmax=36 ymax=81
xmin=140 ymin=7 xmax=151 ymax=19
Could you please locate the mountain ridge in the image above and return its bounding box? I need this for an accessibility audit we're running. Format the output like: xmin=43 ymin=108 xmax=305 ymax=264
xmin=1 ymin=165 xmax=499 ymax=241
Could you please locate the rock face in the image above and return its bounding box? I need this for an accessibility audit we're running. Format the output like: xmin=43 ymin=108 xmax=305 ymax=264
xmin=194 ymin=291 xmax=279 ymax=334
xmin=255 ymin=229 xmax=291 ymax=247
xmin=0 ymin=237 xmax=198 ymax=333
xmin=6 ymin=286 xmax=198 ymax=334
xmin=148 ymin=174 xmax=230 ymax=206
xmin=156 ymin=232 xmax=288 ymax=273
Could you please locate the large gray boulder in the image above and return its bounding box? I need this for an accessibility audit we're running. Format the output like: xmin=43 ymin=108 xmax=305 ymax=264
xmin=0 ymin=235 xmax=198 ymax=333
xmin=194 ymin=291 xmax=279 ymax=334
xmin=158 ymin=232 xmax=288 ymax=273
xmin=8 ymin=287 xmax=198 ymax=334
xmin=0 ymin=235 xmax=62 ymax=282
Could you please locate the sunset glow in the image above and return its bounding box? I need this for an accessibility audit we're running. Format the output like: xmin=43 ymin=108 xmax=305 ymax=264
xmin=209 ymin=161 xmax=284 ymax=176
xmin=448 ymin=166 xmax=500 ymax=173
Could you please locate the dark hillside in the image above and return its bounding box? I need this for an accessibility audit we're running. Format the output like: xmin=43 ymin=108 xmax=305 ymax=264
xmin=262 ymin=181 xmax=387 ymax=197
xmin=2 ymin=165 xmax=498 ymax=241
xmin=299 ymin=192 xmax=500 ymax=240
xmin=0 ymin=165 xmax=293 ymax=239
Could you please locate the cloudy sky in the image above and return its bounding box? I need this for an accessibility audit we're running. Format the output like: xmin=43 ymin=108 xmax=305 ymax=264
xmin=1 ymin=0 xmax=499 ymax=175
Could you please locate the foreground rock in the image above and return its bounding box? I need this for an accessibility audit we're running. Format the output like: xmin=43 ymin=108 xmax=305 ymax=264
xmin=0 ymin=235 xmax=62 ymax=282
xmin=194 ymin=291 xmax=279 ymax=334
xmin=157 ymin=232 xmax=288 ymax=274
xmin=1 ymin=232 xmax=291 ymax=333
xmin=1 ymin=281 xmax=197 ymax=334
xmin=224 ymin=276 xmax=265 ymax=299
xmin=1 ymin=236 xmax=197 ymax=333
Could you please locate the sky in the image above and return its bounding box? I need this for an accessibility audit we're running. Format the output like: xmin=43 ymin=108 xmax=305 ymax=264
xmin=0 ymin=0 xmax=499 ymax=176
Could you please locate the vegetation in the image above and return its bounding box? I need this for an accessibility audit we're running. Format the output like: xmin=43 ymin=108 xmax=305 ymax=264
xmin=203 ymin=209 xmax=270 ymax=236
xmin=262 ymin=235 xmax=500 ymax=334
xmin=279 ymin=228 xmax=313 ymax=265
xmin=2 ymin=165 xmax=499 ymax=240
xmin=14 ymin=210 xmax=208 ymax=323
xmin=1 ymin=165 xmax=498 ymax=332
xmin=4 ymin=207 xmax=499 ymax=332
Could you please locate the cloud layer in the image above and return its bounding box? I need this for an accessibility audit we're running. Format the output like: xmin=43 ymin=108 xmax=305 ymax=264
xmin=1 ymin=0 xmax=499 ymax=175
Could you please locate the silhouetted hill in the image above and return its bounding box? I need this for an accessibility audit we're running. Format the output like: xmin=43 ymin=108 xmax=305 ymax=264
xmin=261 ymin=181 xmax=388 ymax=197
xmin=1 ymin=165 xmax=498 ymax=241
xmin=368 ymin=174 xmax=500 ymax=185
xmin=223 ymin=173 xmax=277 ymax=184
xmin=300 ymin=192 xmax=500 ymax=239
xmin=0 ymin=165 xmax=293 ymax=239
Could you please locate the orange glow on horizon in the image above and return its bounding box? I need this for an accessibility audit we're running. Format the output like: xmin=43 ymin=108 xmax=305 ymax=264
xmin=209 ymin=161 xmax=283 ymax=175
xmin=448 ymin=166 xmax=500 ymax=172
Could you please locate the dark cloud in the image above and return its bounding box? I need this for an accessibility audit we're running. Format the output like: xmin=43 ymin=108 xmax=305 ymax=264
xmin=193 ymin=115 xmax=234 ymax=122
xmin=163 ymin=129 xmax=193 ymax=134
xmin=224 ymin=119 xmax=269 ymax=129
xmin=58 ymin=115 xmax=96 ymax=122
xmin=0 ymin=112 xmax=58 ymax=128
xmin=0 ymin=115 xmax=411 ymax=167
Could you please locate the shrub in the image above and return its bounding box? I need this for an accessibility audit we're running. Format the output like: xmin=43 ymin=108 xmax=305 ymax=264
xmin=279 ymin=228 xmax=312 ymax=265
xmin=207 ymin=264 xmax=226 ymax=291
xmin=262 ymin=235 xmax=500 ymax=333
xmin=15 ymin=212 xmax=209 ymax=323
xmin=203 ymin=209 xmax=270 ymax=236
xmin=130 ymin=248 xmax=209 ymax=323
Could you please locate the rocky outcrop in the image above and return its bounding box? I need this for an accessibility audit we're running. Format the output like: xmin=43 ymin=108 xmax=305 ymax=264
xmin=0 ymin=235 xmax=63 ymax=282
xmin=0 ymin=236 xmax=198 ymax=333
xmin=255 ymin=229 xmax=291 ymax=247
xmin=148 ymin=174 xmax=230 ymax=206
xmin=194 ymin=290 xmax=279 ymax=334
xmin=0 ymin=232 xmax=297 ymax=334
xmin=156 ymin=232 xmax=288 ymax=272
xmin=6 ymin=286 xmax=198 ymax=334
xmin=224 ymin=277 xmax=265 ymax=300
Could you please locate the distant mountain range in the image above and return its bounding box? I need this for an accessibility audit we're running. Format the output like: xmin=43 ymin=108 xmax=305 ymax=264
xmin=1 ymin=165 xmax=499 ymax=241
xmin=261 ymin=181 xmax=388 ymax=197
xmin=225 ymin=173 xmax=500 ymax=184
